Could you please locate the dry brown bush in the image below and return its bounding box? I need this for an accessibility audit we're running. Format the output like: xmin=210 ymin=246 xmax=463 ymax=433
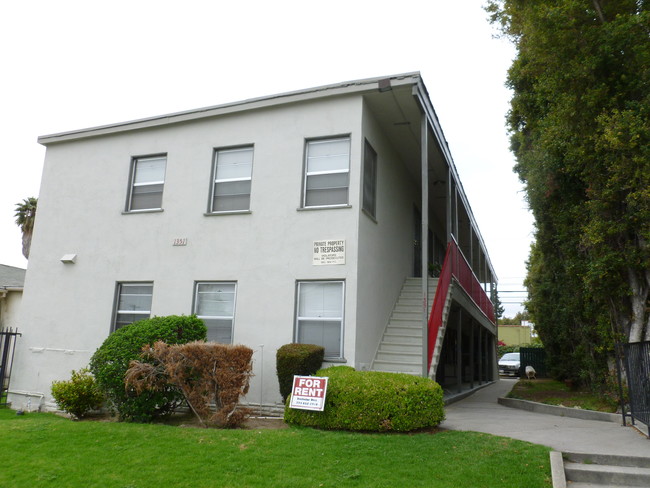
xmin=125 ymin=341 xmax=253 ymax=427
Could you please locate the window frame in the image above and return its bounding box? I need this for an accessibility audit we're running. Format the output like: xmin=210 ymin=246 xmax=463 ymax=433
xmin=295 ymin=280 xmax=345 ymax=360
xmin=192 ymin=281 xmax=237 ymax=344
xmin=208 ymin=145 xmax=254 ymax=214
xmin=362 ymin=139 xmax=377 ymax=219
xmin=112 ymin=282 xmax=153 ymax=332
xmin=302 ymin=136 xmax=351 ymax=209
xmin=126 ymin=154 xmax=167 ymax=212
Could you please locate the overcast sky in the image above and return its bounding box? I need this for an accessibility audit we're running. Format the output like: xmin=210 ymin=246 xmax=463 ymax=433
xmin=0 ymin=0 xmax=533 ymax=316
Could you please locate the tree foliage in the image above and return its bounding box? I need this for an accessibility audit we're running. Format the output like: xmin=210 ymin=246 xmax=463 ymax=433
xmin=14 ymin=197 xmax=37 ymax=259
xmin=488 ymin=1 xmax=650 ymax=382
xmin=126 ymin=341 xmax=253 ymax=428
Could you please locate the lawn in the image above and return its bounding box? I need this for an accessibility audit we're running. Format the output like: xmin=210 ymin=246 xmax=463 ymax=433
xmin=507 ymin=379 xmax=619 ymax=413
xmin=0 ymin=409 xmax=552 ymax=488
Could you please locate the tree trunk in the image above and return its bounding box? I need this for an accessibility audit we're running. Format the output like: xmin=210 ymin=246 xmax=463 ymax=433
xmin=21 ymin=229 xmax=32 ymax=259
xmin=627 ymin=267 xmax=648 ymax=343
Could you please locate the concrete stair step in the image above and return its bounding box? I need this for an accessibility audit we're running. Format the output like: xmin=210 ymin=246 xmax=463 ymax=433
xmin=564 ymin=463 xmax=650 ymax=487
xmin=375 ymin=351 xmax=421 ymax=362
xmin=385 ymin=329 xmax=422 ymax=338
xmin=372 ymin=359 xmax=421 ymax=374
xmin=381 ymin=334 xmax=422 ymax=345
xmin=390 ymin=311 xmax=422 ymax=321
xmin=568 ymin=484 xmax=642 ymax=488
xmin=565 ymin=453 xmax=650 ymax=469
xmin=378 ymin=342 xmax=422 ymax=353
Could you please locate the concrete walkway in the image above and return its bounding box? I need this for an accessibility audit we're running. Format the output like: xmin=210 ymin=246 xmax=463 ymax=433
xmin=441 ymin=379 xmax=650 ymax=456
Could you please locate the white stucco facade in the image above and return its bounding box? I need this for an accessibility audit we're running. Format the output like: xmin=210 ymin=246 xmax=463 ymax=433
xmin=9 ymin=73 xmax=497 ymax=412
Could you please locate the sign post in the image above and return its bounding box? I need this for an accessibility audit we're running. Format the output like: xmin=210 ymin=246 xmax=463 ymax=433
xmin=289 ymin=375 xmax=329 ymax=411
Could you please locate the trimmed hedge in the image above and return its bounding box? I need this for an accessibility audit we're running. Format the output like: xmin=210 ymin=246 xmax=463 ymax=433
xmin=276 ymin=343 xmax=325 ymax=402
xmin=284 ymin=366 xmax=445 ymax=432
xmin=89 ymin=315 xmax=207 ymax=422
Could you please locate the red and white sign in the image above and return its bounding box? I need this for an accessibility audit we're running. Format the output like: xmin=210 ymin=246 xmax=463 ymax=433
xmin=289 ymin=375 xmax=329 ymax=411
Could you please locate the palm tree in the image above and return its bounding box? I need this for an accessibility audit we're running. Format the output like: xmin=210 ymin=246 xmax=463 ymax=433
xmin=14 ymin=197 xmax=38 ymax=259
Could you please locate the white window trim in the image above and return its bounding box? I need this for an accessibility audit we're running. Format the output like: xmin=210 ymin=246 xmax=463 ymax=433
xmin=113 ymin=282 xmax=153 ymax=332
xmin=209 ymin=146 xmax=254 ymax=214
xmin=302 ymin=137 xmax=351 ymax=209
xmin=295 ymin=280 xmax=345 ymax=360
xmin=193 ymin=281 xmax=237 ymax=343
xmin=126 ymin=155 xmax=166 ymax=212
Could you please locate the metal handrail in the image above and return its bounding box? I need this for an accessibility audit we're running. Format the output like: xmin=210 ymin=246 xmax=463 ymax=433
xmin=427 ymin=242 xmax=495 ymax=370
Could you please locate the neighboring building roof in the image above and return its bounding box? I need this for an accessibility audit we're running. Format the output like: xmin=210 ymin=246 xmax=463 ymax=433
xmin=0 ymin=264 xmax=26 ymax=289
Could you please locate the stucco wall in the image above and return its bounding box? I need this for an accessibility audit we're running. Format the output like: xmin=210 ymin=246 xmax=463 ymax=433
xmin=10 ymin=95 xmax=366 ymax=410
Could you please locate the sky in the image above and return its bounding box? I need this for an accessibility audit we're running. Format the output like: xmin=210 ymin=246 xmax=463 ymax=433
xmin=0 ymin=0 xmax=533 ymax=317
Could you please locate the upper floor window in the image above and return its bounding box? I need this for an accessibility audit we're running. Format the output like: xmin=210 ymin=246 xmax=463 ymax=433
xmin=210 ymin=146 xmax=254 ymax=213
xmin=113 ymin=282 xmax=153 ymax=331
xmin=127 ymin=155 xmax=166 ymax=211
xmin=303 ymin=137 xmax=350 ymax=208
xmin=193 ymin=282 xmax=236 ymax=343
xmin=362 ymin=140 xmax=377 ymax=218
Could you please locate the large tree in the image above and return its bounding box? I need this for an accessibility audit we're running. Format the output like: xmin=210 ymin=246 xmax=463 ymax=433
xmin=488 ymin=1 xmax=649 ymax=379
xmin=14 ymin=197 xmax=38 ymax=259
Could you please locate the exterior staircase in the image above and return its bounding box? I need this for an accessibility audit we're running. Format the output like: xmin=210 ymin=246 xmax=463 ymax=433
xmin=371 ymin=277 xmax=438 ymax=375
xmin=551 ymin=451 xmax=650 ymax=487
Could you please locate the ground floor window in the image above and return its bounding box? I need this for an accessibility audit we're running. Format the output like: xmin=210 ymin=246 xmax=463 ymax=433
xmin=113 ymin=282 xmax=153 ymax=331
xmin=295 ymin=280 xmax=344 ymax=359
xmin=193 ymin=282 xmax=236 ymax=343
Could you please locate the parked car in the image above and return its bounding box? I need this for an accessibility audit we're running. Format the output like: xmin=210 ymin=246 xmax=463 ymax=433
xmin=498 ymin=352 xmax=521 ymax=377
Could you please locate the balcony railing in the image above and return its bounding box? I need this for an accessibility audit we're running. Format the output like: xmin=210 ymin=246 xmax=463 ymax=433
xmin=427 ymin=241 xmax=495 ymax=370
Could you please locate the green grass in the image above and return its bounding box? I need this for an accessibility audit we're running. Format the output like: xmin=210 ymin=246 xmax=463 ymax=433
xmin=507 ymin=379 xmax=619 ymax=413
xmin=0 ymin=409 xmax=552 ymax=487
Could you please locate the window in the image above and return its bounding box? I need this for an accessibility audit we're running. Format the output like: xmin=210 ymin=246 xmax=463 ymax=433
xmin=296 ymin=281 xmax=344 ymax=359
xmin=362 ymin=140 xmax=377 ymax=218
xmin=127 ymin=155 xmax=166 ymax=211
xmin=193 ymin=282 xmax=236 ymax=343
xmin=210 ymin=146 xmax=254 ymax=213
xmin=113 ymin=282 xmax=153 ymax=331
xmin=303 ymin=137 xmax=350 ymax=207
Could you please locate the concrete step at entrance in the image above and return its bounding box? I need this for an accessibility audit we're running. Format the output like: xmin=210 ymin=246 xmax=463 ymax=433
xmin=562 ymin=452 xmax=650 ymax=487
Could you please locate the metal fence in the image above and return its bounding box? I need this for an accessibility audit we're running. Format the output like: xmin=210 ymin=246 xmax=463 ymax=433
xmin=0 ymin=328 xmax=21 ymax=406
xmin=623 ymin=341 xmax=650 ymax=437
xmin=519 ymin=347 xmax=548 ymax=378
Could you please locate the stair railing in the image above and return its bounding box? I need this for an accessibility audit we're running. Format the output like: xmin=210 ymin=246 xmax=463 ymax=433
xmin=427 ymin=241 xmax=495 ymax=371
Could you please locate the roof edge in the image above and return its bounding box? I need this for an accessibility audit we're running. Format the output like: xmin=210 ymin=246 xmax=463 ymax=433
xmin=38 ymin=72 xmax=422 ymax=145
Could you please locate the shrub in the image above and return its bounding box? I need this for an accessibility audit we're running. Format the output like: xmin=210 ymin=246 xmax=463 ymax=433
xmin=126 ymin=341 xmax=254 ymax=428
xmin=51 ymin=369 xmax=104 ymax=419
xmin=88 ymin=315 xmax=206 ymax=422
xmin=284 ymin=366 xmax=445 ymax=432
xmin=276 ymin=343 xmax=325 ymax=402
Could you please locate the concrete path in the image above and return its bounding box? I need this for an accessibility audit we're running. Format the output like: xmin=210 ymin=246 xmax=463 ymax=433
xmin=441 ymin=379 xmax=650 ymax=456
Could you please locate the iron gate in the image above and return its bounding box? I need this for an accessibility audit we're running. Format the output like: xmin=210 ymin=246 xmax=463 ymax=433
xmin=0 ymin=328 xmax=21 ymax=406
xmin=623 ymin=341 xmax=650 ymax=437
xmin=519 ymin=347 xmax=548 ymax=378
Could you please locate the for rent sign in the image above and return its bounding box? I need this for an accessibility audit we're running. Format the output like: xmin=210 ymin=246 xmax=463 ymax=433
xmin=289 ymin=375 xmax=329 ymax=411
